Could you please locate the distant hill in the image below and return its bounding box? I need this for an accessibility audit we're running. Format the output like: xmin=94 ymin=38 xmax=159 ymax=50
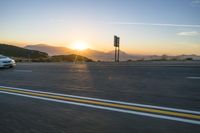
xmin=30 ymin=44 xmax=196 ymax=61
xmin=51 ymin=54 xmax=93 ymax=62
xmin=142 ymin=54 xmax=200 ymax=61
xmin=0 ymin=44 xmax=48 ymax=59
xmin=25 ymin=44 xmax=138 ymax=61
xmin=6 ymin=43 xmax=200 ymax=61
xmin=25 ymin=44 xmax=73 ymax=55
xmin=0 ymin=43 xmax=93 ymax=62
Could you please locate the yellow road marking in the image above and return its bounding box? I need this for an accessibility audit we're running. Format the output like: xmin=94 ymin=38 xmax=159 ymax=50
xmin=0 ymin=87 xmax=200 ymax=120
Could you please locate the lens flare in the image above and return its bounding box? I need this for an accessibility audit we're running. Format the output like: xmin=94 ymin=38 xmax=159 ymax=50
xmin=71 ymin=41 xmax=88 ymax=51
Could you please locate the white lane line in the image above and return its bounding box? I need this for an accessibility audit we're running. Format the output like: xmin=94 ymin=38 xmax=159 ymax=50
xmin=0 ymin=85 xmax=200 ymax=115
xmin=0 ymin=90 xmax=200 ymax=125
xmin=186 ymin=77 xmax=200 ymax=79
xmin=14 ymin=70 xmax=32 ymax=72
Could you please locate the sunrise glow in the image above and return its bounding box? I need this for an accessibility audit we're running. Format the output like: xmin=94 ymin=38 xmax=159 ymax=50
xmin=0 ymin=0 xmax=200 ymax=55
xmin=71 ymin=41 xmax=89 ymax=51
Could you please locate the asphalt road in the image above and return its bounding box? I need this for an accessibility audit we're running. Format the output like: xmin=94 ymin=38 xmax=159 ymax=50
xmin=0 ymin=62 xmax=200 ymax=133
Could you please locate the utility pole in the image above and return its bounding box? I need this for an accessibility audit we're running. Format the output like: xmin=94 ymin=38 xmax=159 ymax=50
xmin=114 ymin=35 xmax=120 ymax=62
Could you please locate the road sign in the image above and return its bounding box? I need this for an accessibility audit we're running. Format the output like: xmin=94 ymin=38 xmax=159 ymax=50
xmin=114 ymin=35 xmax=120 ymax=62
xmin=116 ymin=37 xmax=120 ymax=47
xmin=114 ymin=36 xmax=118 ymax=47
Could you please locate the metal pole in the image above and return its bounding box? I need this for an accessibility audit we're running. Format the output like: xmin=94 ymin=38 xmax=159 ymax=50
xmin=117 ymin=46 xmax=120 ymax=62
xmin=115 ymin=46 xmax=117 ymax=62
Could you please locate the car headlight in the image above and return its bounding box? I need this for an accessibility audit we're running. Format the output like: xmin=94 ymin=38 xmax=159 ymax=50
xmin=11 ymin=60 xmax=15 ymax=63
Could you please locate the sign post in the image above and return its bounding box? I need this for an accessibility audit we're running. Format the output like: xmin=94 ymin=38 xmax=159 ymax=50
xmin=114 ymin=35 xmax=120 ymax=62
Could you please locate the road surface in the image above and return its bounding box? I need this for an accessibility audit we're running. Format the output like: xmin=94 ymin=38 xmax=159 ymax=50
xmin=0 ymin=62 xmax=200 ymax=133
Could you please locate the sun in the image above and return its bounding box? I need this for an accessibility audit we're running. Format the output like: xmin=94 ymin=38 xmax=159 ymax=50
xmin=71 ymin=41 xmax=88 ymax=51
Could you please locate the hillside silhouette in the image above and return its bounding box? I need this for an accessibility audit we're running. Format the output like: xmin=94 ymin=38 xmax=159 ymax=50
xmin=0 ymin=43 xmax=93 ymax=62
xmin=25 ymin=44 xmax=73 ymax=55
xmin=25 ymin=44 xmax=138 ymax=61
xmin=51 ymin=54 xmax=93 ymax=62
xmin=0 ymin=43 xmax=48 ymax=58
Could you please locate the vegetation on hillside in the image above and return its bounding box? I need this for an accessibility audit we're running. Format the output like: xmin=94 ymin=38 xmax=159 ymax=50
xmin=28 ymin=54 xmax=93 ymax=62
xmin=0 ymin=44 xmax=48 ymax=58
xmin=51 ymin=54 xmax=93 ymax=62
xmin=0 ymin=44 xmax=93 ymax=62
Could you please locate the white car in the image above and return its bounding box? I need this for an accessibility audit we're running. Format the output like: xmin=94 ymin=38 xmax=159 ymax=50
xmin=0 ymin=55 xmax=16 ymax=68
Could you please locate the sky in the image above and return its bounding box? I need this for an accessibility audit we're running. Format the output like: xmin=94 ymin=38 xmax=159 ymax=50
xmin=0 ymin=0 xmax=200 ymax=55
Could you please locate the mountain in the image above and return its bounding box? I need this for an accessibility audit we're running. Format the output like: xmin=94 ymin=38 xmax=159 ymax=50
xmin=0 ymin=43 xmax=48 ymax=59
xmin=24 ymin=44 xmax=200 ymax=61
xmin=142 ymin=54 xmax=200 ymax=61
xmin=107 ymin=50 xmax=143 ymax=61
xmin=175 ymin=55 xmax=200 ymax=60
xmin=51 ymin=54 xmax=93 ymax=62
xmin=25 ymin=44 xmax=73 ymax=55
xmin=0 ymin=43 xmax=93 ymax=62
xmin=76 ymin=49 xmax=112 ymax=61
xmin=25 ymin=44 xmax=137 ymax=61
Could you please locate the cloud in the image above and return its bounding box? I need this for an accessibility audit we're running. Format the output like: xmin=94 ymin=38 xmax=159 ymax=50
xmin=192 ymin=0 xmax=200 ymax=6
xmin=177 ymin=31 xmax=200 ymax=36
xmin=107 ymin=22 xmax=200 ymax=28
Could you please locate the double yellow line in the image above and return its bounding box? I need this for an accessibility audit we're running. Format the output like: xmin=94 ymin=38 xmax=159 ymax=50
xmin=0 ymin=88 xmax=200 ymax=120
xmin=0 ymin=87 xmax=200 ymax=121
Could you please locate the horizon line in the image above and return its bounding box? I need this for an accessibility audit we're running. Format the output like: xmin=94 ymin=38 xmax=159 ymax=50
xmin=0 ymin=43 xmax=200 ymax=56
